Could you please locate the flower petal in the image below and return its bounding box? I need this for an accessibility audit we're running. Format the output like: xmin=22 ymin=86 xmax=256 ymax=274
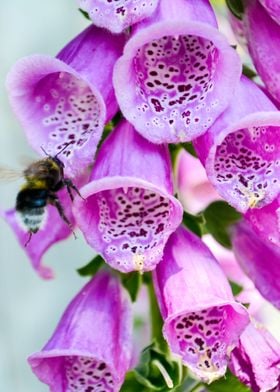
xmin=113 ymin=0 xmax=241 ymax=143
xmin=73 ymin=120 xmax=183 ymax=273
xmin=78 ymin=0 xmax=159 ymax=33
xmin=194 ymin=76 xmax=280 ymax=213
xmin=6 ymin=26 xmax=126 ymax=178
xmin=28 ymin=271 xmax=133 ymax=391
xmin=244 ymin=0 xmax=280 ymax=104
xmin=153 ymin=226 xmax=249 ymax=383
xmin=232 ymin=221 xmax=280 ymax=309
xmin=229 ymin=322 xmax=280 ymax=392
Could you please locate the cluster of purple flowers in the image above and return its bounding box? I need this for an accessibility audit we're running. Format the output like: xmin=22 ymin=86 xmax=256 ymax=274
xmin=3 ymin=0 xmax=280 ymax=391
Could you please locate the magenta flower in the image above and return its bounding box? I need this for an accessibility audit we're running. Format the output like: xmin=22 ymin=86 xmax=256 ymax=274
xmin=113 ymin=0 xmax=241 ymax=144
xmin=78 ymin=0 xmax=159 ymax=34
xmin=259 ymin=0 xmax=280 ymax=25
xmin=194 ymin=76 xmax=280 ymax=213
xmin=203 ymin=235 xmax=264 ymax=316
xmin=1 ymin=188 xmax=74 ymax=279
xmin=153 ymin=226 xmax=249 ymax=383
xmin=73 ymin=120 xmax=183 ymax=273
xmin=232 ymin=221 xmax=280 ymax=309
xmin=229 ymin=322 xmax=280 ymax=392
xmin=245 ymin=196 xmax=280 ymax=248
xmin=244 ymin=0 xmax=280 ymax=104
xmin=174 ymin=149 xmax=220 ymax=214
xmin=6 ymin=26 xmax=125 ymax=178
xmin=28 ymin=270 xmax=133 ymax=391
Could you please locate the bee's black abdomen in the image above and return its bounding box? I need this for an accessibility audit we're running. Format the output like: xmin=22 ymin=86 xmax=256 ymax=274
xmin=16 ymin=189 xmax=48 ymax=211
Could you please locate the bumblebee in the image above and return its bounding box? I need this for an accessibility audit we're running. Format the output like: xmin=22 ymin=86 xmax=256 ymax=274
xmin=11 ymin=146 xmax=81 ymax=245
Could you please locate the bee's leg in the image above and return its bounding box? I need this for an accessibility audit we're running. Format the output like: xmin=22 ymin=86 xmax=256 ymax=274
xmin=24 ymin=232 xmax=33 ymax=247
xmin=63 ymin=178 xmax=85 ymax=201
xmin=48 ymin=194 xmax=77 ymax=239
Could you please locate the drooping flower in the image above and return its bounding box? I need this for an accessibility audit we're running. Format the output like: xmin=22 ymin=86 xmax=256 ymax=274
xmin=229 ymin=322 xmax=280 ymax=392
xmin=203 ymin=235 xmax=264 ymax=316
xmin=193 ymin=76 xmax=280 ymax=213
xmin=245 ymin=196 xmax=280 ymax=248
xmin=174 ymin=149 xmax=220 ymax=214
xmin=73 ymin=119 xmax=183 ymax=273
xmin=153 ymin=226 xmax=249 ymax=383
xmin=259 ymin=0 xmax=280 ymax=25
xmin=232 ymin=220 xmax=280 ymax=310
xmin=113 ymin=0 xmax=241 ymax=144
xmin=244 ymin=0 xmax=280 ymax=104
xmin=0 ymin=187 xmax=75 ymax=279
xmin=6 ymin=25 xmax=126 ymax=178
xmin=78 ymin=0 xmax=159 ymax=34
xmin=28 ymin=270 xmax=133 ymax=391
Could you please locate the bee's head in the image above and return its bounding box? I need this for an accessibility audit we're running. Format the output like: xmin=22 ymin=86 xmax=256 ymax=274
xmin=52 ymin=156 xmax=65 ymax=169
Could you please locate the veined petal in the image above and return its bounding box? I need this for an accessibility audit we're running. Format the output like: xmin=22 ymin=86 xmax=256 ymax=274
xmin=73 ymin=120 xmax=183 ymax=273
xmin=113 ymin=0 xmax=241 ymax=144
xmin=244 ymin=0 xmax=280 ymax=104
xmin=194 ymin=76 xmax=280 ymax=213
xmin=232 ymin=221 xmax=280 ymax=310
xmin=174 ymin=149 xmax=220 ymax=214
xmin=153 ymin=226 xmax=249 ymax=383
xmin=259 ymin=0 xmax=280 ymax=25
xmin=245 ymin=196 xmax=280 ymax=248
xmin=0 ymin=188 xmax=74 ymax=279
xmin=78 ymin=0 xmax=159 ymax=33
xmin=6 ymin=26 xmax=126 ymax=178
xmin=229 ymin=322 xmax=280 ymax=392
xmin=28 ymin=271 xmax=133 ymax=391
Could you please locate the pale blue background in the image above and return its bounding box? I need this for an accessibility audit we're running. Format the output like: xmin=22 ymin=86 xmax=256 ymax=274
xmin=0 ymin=2 xmax=94 ymax=391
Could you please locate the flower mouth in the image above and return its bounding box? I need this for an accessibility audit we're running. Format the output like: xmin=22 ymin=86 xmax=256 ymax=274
xmin=65 ymin=356 xmax=115 ymax=392
xmin=131 ymin=33 xmax=219 ymax=141
xmin=169 ymin=305 xmax=232 ymax=382
xmin=83 ymin=185 xmax=175 ymax=272
xmin=213 ymin=125 xmax=280 ymax=210
xmin=32 ymin=71 xmax=102 ymax=160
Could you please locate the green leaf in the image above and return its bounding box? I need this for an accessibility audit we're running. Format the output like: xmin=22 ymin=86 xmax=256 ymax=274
xmin=242 ymin=64 xmax=257 ymax=79
xmin=134 ymin=343 xmax=183 ymax=391
xmin=203 ymin=201 xmax=241 ymax=248
xmin=229 ymin=280 xmax=243 ymax=296
xmin=181 ymin=142 xmax=197 ymax=158
xmin=182 ymin=211 xmax=204 ymax=237
xmin=225 ymin=0 xmax=244 ymax=20
xmin=207 ymin=371 xmax=250 ymax=392
xmin=76 ymin=255 xmax=104 ymax=277
xmin=78 ymin=8 xmax=90 ymax=20
xmin=120 ymin=372 xmax=148 ymax=392
xmin=121 ymin=272 xmax=142 ymax=302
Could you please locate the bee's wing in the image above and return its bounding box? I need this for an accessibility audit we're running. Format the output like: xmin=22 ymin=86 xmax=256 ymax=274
xmin=0 ymin=166 xmax=23 ymax=182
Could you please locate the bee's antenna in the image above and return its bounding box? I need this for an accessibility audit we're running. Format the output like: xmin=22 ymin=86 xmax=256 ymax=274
xmin=40 ymin=146 xmax=50 ymax=157
xmin=55 ymin=142 xmax=72 ymax=158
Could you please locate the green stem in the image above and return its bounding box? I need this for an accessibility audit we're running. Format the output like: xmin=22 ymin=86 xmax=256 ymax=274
xmin=145 ymin=272 xmax=168 ymax=352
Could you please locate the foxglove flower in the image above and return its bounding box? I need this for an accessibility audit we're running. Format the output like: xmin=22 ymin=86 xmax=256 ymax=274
xmin=6 ymin=26 xmax=125 ymax=178
xmin=244 ymin=0 xmax=280 ymax=104
xmin=153 ymin=226 xmax=249 ymax=383
xmin=203 ymin=235 xmax=264 ymax=316
xmin=78 ymin=0 xmax=159 ymax=34
xmin=229 ymin=322 xmax=280 ymax=392
xmin=194 ymin=76 xmax=280 ymax=213
xmin=73 ymin=120 xmax=183 ymax=273
xmin=0 ymin=188 xmax=74 ymax=279
xmin=259 ymin=0 xmax=280 ymax=25
xmin=174 ymin=149 xmax=220 ymax=214
xmin=232 ymin=221 xmax=280 ymax=309
xmin=245 ymin=196 xmax=280 ymax=248
xmin=28 ymin=270 xmax=133 ymax=391
xmin=113 ymin=0 xmax=241 ymax=144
